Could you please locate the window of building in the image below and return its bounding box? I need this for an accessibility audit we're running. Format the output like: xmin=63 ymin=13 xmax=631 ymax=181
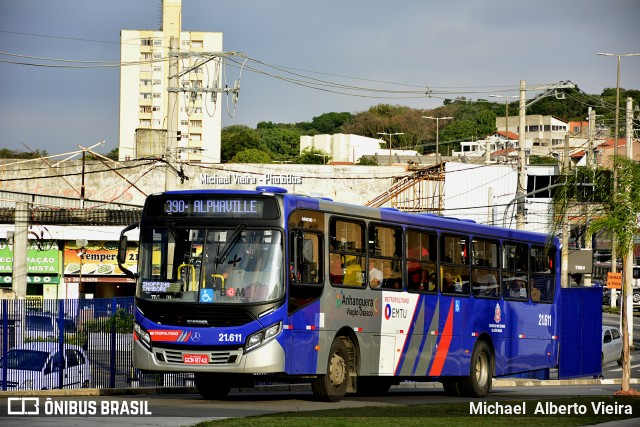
xmin=151 ymin=119 xmax=161 ymax=126
xmin=181 ymin=40 xmax=190 ymax=47
xmin=153 ymin=66 xmax=161 ymax=72
xmin=153 ymin=53 xmax=162 ymax=59
xmin=152 ymin=79 xmax=162 ymax=85
xmin=140 ymin=93 xmax=152 ymax=99
xmin=141 ymin=38 xmax=152 ymax=46
xmin=153 ymin=39 xmax=162 ymax=46
xmin=139 ymin=106 xmax=152 ymax=113
xmin=191 ymin=40 xmax=203 ymax=48
xmin=180 ymin=120 xmax=189 ymax=126
xmin=152 ymin=93 xmax=162 ymax=99
xmin=141 ymin=53 xmax=151 ymax=60
xmin=190 ymin=133 xmax=202 ymax=141
xmin=152 ymin=106 xmax=161 ymax=112
xmin=140 ymin=79 xmax=151 ymax=86
xmin=190 ymin=120 xmax=202 ymax=128
xmin=139 ymin=119 xmax=151 ymax=127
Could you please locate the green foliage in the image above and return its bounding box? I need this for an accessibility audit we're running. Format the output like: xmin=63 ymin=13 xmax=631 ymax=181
xmin=25 ymin=332 xmax=87 ymax=347
xmin=0 ymin=149 xmax=49 ymax=159
xmin=258 ymin=127 xmax=300 ymax=161
xmin=529 ymin=156 xmax=558 ymax=165
xmin=221 ymin=125 xmax=264 ymax=162
xmin=231 ymin=149 xmax=271 ymax=163
xmin=83 ymin=308 xmax=134 ymax=333
xmin=357 ymin=156 xmax=379 ymax=166
xmin=298 ymin=147 xmax=331 ymax=164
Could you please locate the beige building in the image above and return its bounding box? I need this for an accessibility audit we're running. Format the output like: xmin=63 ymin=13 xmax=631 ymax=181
xmin=118 ymin=0 xmax=223 ymax=163
xmin=496 ymin=114 xmax=569 ymax=156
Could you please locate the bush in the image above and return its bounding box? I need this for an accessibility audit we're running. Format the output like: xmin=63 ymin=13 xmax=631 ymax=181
xmin=83 ymin=308 xmax=134 ymax=333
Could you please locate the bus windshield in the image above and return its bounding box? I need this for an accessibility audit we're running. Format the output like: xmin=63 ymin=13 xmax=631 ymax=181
xmin=137 ymin=226 xmax=284 ymax=304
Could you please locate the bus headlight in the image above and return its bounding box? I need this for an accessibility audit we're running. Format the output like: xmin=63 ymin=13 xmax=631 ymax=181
xmin=245 ymin=322 xmax=282 ymax=353
xmin=134 ymin=323 xmax=152 ymax=351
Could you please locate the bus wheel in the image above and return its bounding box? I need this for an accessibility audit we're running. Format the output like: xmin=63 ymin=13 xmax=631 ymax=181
xmin=311 ymin=338 xmax=349 ymax=402
xmin=194 ymin=373 xmax=232 ymax=400
xmin=460 ymin=341 xmax=492 ymax=397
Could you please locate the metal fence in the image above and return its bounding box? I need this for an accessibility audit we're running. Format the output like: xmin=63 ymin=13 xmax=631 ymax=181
xmin=0 ymin=297 xmax=192 ymax=391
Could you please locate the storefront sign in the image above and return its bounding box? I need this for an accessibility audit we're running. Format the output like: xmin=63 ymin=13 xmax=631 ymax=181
xmin=0 ymin=275 xmax=60 ymax=285
xmin=0 ymin=241 xmax=60 ymax=274
xmin=63 ymin=241 xmax=137 ymax=276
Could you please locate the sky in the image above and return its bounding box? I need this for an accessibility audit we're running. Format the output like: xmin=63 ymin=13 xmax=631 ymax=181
xmin=1 ymin=0 xmax=639 ymax=155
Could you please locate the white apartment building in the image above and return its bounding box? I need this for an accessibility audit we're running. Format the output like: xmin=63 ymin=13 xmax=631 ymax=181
xmin=118 ymin=0 xmax=223 ymax=163
xmin=496 ymin=115 xmax=568 ymax=156
xmin=300 ymin=134 xmax=419 ymax=164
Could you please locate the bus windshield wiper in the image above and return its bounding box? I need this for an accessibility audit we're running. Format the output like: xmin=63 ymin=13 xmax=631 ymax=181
xmin=215 ymin=223 xmax=246 ymax=265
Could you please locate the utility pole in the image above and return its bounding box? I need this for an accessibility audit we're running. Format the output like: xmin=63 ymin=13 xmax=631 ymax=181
xmin=165 ymin=36 xmax=179 ymax=191
xmin=11 ymin=201 xmax=29 ymax=299
xmin=561 ymin=134 xmax=570 ymax=288
xmin=582 ymin=107 xmax=596 ymax=288
xmin=516 ymin=80 xmax=527 ymax=230
xmin=624 ymin=97 xmax=634 ymax=351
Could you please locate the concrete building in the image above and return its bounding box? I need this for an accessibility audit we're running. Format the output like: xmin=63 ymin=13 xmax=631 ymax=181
xmin=496 ymin=114 xmax=569 ymax=156
xmin=118 ymin=0 xmax=223 ymax=163
xmin=300 ymin=134 xmax=420 ymax=164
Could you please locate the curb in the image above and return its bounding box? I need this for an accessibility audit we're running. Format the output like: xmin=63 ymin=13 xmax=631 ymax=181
xmin=1 ymin=378 xmax=638 ymax=397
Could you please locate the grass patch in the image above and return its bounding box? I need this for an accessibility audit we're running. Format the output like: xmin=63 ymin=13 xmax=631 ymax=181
xmin=192 ymin=396 xmax=640 ymax=427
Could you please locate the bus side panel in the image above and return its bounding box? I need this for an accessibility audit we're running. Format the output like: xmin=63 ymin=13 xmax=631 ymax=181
xmin=558 ymin=287 xmax=601 ymax=378
xmin=500 ymin=300 xmax=559 ymax=375
xmin=396 ymin=295 xmax=441 ymax=377
xmin=285 ymin=300 xmax=320 ymax=374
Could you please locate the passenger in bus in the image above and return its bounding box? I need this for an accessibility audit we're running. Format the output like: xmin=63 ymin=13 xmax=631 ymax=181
xmin=329 ymin=253 xmax=344 ymax=284
xmin=369 ymin=259 xmax=383 ymax=288
xmin=442 ymin=271 xmax=455 ymax=293
xmin=510 ymin=279 xmax=527 ymax=299
xmin=473 ymin=270 xmax=498 ymax=297
xmin=407 ymin=235 xmax=429 ymax=288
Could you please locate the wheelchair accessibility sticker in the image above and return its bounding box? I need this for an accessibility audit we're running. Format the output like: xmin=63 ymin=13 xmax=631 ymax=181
xmin=455 ymin=299 xmax=460 ymax=312
xmin=200 ymin=288 xmax=214 ymax=303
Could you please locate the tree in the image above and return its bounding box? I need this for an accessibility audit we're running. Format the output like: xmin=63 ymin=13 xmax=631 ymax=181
xmin=298 ymin=147 xmax=331 ymax=164
xmin=230 ymin=149 xmax=271 ymax=163
xmin=258 ymin=127 xmax=300 ymax=161
xmin=552 ymin=157 xmax=640 ymax=395
xmin=357 ymin=156 xmax=379 ymax=166
xmin=221 ymin=125 xmax=264 ymax=162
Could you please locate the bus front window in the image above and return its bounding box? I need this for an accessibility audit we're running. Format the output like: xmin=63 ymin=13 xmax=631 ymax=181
xmin=137 ymin=227 xmax=284 ymax=304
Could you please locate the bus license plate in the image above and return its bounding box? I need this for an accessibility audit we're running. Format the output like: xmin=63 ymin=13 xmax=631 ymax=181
xmin=184 ymin=354 xmax=209 ymax=364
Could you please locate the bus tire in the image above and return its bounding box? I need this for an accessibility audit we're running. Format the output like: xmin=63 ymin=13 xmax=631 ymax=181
xmin=311 ymin=338 xmax=350 ymax=402
xmin=460 ymin=341 xmax=492 ymax=397
xmin=355 ymin=376 xmax=391 ymax=396
xmin=194 ymin=373 xmax=232 ymax=400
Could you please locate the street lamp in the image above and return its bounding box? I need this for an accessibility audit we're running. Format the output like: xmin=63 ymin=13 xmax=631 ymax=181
xmin=596 ymin=53 xmax=640 ymax=164
xmin=377 ymin=132 xmax=404 ymax=165
xmin=489 ymin=95 xmax=519 ymax=147
xmin=422 ymin=116 xmax=453 ymax=163
xmin=596 ymin=52 xmax=640 ymax=393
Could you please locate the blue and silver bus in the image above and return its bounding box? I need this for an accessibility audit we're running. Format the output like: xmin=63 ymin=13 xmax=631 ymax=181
xmin=118 ymin=186 xmax=598 ymax=401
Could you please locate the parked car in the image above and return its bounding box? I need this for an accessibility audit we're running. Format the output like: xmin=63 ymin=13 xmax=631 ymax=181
xmin=602 ymin=326 xmax=623 ymax=366
xmin=614 ymin=288 xmax=640 ymax=310
xmin=0 ymin=342 xmax=90 ymax=390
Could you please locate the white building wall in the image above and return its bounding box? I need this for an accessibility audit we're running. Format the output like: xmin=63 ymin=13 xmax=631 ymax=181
xmin=118 ymin=30 xmax=142 ymax=161
xmin=118 ymin=11 xmax=223 ymax=162
xmin=443 ymin=162 xmax=557 ymax=234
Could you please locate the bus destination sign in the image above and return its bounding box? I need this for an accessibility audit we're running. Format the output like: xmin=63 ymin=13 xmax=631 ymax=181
xmin=164 ymin=198 xmax=265 ymax=217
